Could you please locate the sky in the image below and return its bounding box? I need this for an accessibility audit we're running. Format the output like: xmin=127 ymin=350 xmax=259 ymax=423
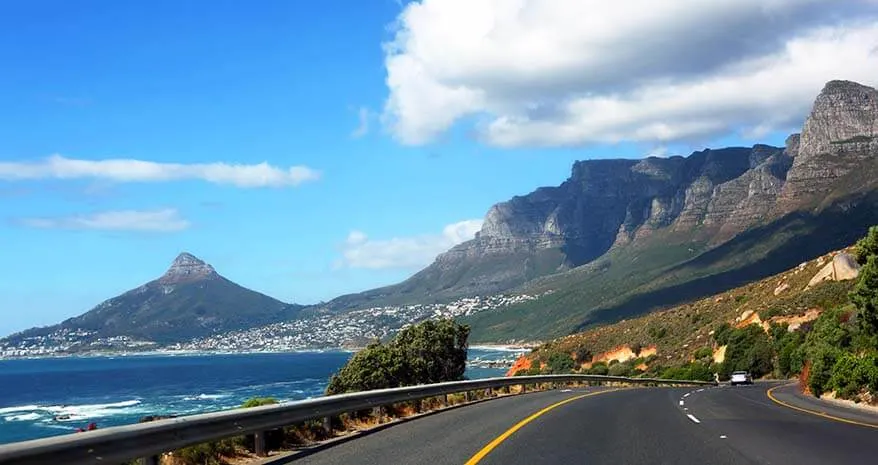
xmin=1 ymin=0 xmax=877 ymax=336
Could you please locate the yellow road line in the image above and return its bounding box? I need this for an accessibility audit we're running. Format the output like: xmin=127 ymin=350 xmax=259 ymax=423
xmin=766 ymin=384 xmax=878 ymax=429
xmin=464 ymin=388 xmax=621 ymax=465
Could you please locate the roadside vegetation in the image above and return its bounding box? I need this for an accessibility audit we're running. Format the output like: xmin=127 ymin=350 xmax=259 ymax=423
xmin=326 ymin=319 xmax=470 ymax=394
xmin=158 ymin=319 xmax=473 ymax=465
xmin=518 ymin=226 xmax=878 ymax=403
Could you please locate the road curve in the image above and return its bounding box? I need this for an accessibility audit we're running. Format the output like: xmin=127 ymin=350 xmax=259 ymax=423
xmin=287 ymin=383 xmax=878 ymax=465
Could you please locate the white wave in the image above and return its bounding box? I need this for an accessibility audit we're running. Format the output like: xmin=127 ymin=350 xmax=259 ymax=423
xmin=182 ymin=394 xmax=229 ymax=401
xmin=0 ymin=405 xmax=41 ymax=415
xmin=3 ymin=413 xmax=41 ymax=422
xmin=469 ymin=345 xmax=531 ymax=352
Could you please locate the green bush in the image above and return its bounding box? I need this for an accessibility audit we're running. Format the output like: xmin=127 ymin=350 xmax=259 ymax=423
xmin=851 ymin=255 xmax=878 ymax=338
xmin=721 ymin=324 xmax=774 ymax=379
xmin=854 ymin=225 xmax=878 ymax=265
xmin=760 ymin=307 xmax=784 ymax=320
xmin=713 ymin=323 xmax=732 ymax=346
xmin=648 ymin=325 xmax=667 ymax=340
xmin=828 ymin=353 xmax=878 ymax=400
xmin=326 ymin=319 xmax=469 ymax=395
xmin=775 ymin=331 xmax=803 ymax=378
xmin=607 ymin=361 xmax=633 ymax=377
xmin=175 ymin=440 xmax=237 ymax=465
xmin=808 ymin=345 xmax=843 ymax=397
xmin=546 ymin=352 xmax=575 ymax=373
xmin=574 ymin=347 xmax=593 ymax=364
xmin=241 ymin=397 xmax=278 ymax=408
xmin=693 ymin=347 xmax=713 ymax=360
xmin=588 ymin=362 xmax=609 ymax=376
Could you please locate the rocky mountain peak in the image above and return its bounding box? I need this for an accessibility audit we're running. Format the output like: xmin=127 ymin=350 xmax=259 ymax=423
xmin=160 ymin=252 xmax=217 ymax=283
xmin=798 ymin=80 xmax=877 ymax=158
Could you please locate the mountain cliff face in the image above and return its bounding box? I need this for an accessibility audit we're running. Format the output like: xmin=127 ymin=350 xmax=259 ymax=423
xmin=331 ymin=80 xmax=878 ymax=342
xmin=5 ymin=253 xmax=303 ymax=345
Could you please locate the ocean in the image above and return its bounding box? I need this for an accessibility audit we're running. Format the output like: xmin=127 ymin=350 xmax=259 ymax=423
xmin=0 ymin=348 xmax=523 ymax=445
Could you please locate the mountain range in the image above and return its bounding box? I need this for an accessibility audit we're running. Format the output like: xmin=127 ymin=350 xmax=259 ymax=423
xmin=3 ymin=79 xmax=877 ymax=348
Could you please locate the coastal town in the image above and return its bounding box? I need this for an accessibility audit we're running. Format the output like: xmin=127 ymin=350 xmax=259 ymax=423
xmin=0 ymin=293 xmax=546 ymax=358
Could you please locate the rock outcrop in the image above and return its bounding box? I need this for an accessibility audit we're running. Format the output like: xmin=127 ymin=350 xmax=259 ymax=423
xmin=807 ymin=253 xmax=862 ymax=288
xmin=778 ymin=80 xmax=878 ymax=210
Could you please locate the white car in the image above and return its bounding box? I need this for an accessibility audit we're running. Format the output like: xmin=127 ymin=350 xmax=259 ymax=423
xmin=730 ymin=371 xmax=753 ymax=386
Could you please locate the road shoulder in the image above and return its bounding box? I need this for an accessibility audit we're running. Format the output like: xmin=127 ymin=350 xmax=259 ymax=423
xmin=768 ymin=383 xmax=878 ymax=428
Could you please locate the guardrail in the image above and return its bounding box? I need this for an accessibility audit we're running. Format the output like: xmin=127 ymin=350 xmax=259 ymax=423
xmin=0 ymin=374 xmax=715 ymax=465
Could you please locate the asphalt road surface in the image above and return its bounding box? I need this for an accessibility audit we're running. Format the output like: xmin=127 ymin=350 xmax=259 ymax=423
xmin=288 ymin=383 xmax=878 ymax=465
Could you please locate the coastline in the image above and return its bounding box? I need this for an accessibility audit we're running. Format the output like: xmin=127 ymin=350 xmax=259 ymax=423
xmin=0 ymin=345 xmax=527 ymax=362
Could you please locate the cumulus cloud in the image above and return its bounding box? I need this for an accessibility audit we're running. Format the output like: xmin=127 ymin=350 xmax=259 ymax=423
xmin=382 ymin=0 xmax=878 ymax=147
xmin=18 ymin=209 xmax=190 ymax=232
xmin=0 ymin=155 xmax=320 ymax=188
xmin=340 ymin=219 xmax=483 ymax=269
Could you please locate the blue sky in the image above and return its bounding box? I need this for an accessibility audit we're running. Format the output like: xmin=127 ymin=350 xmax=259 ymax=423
xmin=1 ymin=0 xmax=875 ymax=336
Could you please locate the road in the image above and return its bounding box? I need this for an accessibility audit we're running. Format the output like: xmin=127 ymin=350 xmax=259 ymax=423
xmin=285 ymin=382 xmax=878 ymax=464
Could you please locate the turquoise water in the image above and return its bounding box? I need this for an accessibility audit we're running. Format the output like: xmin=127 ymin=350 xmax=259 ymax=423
xmin=0 ymin=348 xmax=517 ymax=445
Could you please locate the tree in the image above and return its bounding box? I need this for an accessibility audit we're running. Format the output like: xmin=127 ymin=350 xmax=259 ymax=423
xmin=854 ymin=226 xmax=878 ymax=265
xmin=546 ymin=352 xmax=575 ymax=373
xmin=851 ymin=255 xmax=878 ymax=338
xmin=326 ymin=319 xmax=469 ymax=395
xmin=721 ymin=324 xmax=774 ymax=378
xmin=713 ymin=323 xmax=733 ymax=346
xmin=574 ymin=347 xmax=593 ymax=364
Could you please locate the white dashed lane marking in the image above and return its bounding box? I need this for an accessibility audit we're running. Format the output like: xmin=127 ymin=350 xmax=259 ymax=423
xmin=686 ymin=414 xmax=701 ymax=424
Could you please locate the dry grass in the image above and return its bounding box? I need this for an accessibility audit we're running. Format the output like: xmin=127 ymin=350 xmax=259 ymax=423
xmin=537 ymin=247 xmax=858 ymax=368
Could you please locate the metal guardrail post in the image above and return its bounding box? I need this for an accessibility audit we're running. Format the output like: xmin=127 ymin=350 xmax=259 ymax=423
xmin=323 ymin=416 xmax=333 ymax=434
xmin=521 ymin=383 xmax=527 ymax=393
xmin=254 ymin=431 xmax=267 ymax=457
xmin=464 ymin=390 xmax=472 ymax=402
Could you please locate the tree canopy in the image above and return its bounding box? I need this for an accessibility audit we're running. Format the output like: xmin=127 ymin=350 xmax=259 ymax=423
xmin=326 ymin=319 xmax=470 ymax=395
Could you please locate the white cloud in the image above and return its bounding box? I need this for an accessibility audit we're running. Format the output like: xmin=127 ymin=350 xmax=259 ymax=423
xmin=351 ymin=107 xmax=372 ymax=138
xmin=340 ymin=219 xmax=483 ymax=269
xmin=382 ymin=0 xmax=878 ymax=147
xmin=0 ymin=155 xmax=321 ymax=188
xmin=19 ymin=209 xmax=190 ymax=232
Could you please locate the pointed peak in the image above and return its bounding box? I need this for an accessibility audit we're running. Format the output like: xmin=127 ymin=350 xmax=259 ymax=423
xmin=161 ymin=252 xmax=217 ymax=283
xmin=173 ymin=252 xmax=206 ymax=266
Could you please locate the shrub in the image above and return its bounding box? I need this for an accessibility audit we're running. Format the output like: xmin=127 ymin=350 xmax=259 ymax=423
xmin=808 ymin=345 xmax=842 ymax=397
xmin=713 ymin=323 xmax=732 ymax=346
xmin=574 ymin=347 xmax=593 ymax=364
xmin=694 ymin=347 xmax=713 ymax=360
xmin=175 ymin=440 xmax=237 ymax=465
xmin=721 ymin=324 xmax=773 ymax=379
xmin=608 ymin=362 xmax=633 ymax=377
xmin=588 ymin=362 xmax=609 ymax=375
xmin=326 ymin=319 xmax=469 ymax=395
xmin=775 ymin=332 xmax=803 ymax=378
xmin=851 ymin=255 xmax=878 ymax=338
xmin=546 ymin=352 xmax=575 ymax=374
xmin=828 ymin=353 xmax=878 ymax=400
xmin=241 ymin=398 xmax=278 ymax=408
xmin=760 ymin=307 xmax=784 ymax=320
xmin=854 ymin=225 xmax=878 ymax=265
xmin=648 ymin=326 xmax=667 ymax=340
